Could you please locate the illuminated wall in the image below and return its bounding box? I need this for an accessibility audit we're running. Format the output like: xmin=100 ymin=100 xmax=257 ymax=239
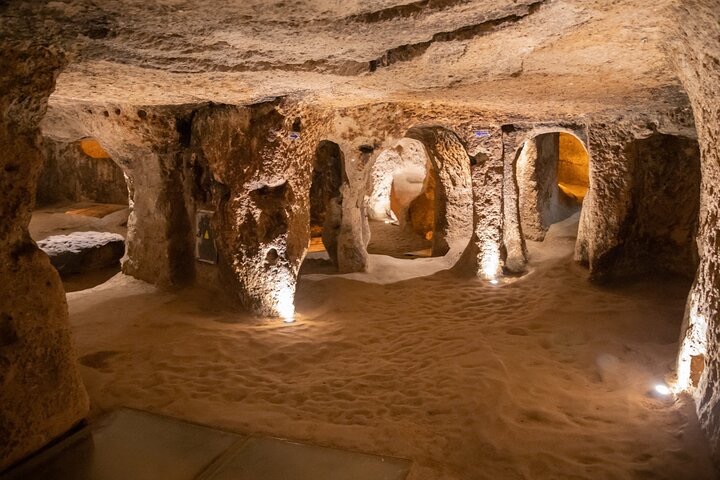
xmin=37 ymin=137 xmax=128 ymax=206
xmin=407 ymin=165 xmax=436 ymax=240
xmin=557 ymin=133 xmax=589 ymax=202
xmin=79 ymin=138 xmax=111 ymax=159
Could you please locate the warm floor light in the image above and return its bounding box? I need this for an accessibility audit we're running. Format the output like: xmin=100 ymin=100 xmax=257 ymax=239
xmin=490 ymin=279 xmax=499 ymax=285
xmin=481 ymin=241 xmax=501 ymax=281
xmin=655 ymin=384 xmax=671 ymax=396
xmin=274 ymin=278 xmax=296 ymax=323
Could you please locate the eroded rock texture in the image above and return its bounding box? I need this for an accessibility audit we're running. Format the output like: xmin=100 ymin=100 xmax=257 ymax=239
xmin=1 ymin=0 xmax=719 ymax=469
xmin=616 ymin=134 xmax=700 ymax=278
xmin=406 ymin=127 xmax=473 ymax=256
xmin=576 ymin=125 xmax=700 ymax=281
xmin=0 ymin=44 xmax=88 ymax=472
xmin=37 ymin=138 xmax=128 ymax=206
xmin=189 ymin=101 xmax=326 ymax=316
xmin=670 ymin=0 xmax=720 ymax=466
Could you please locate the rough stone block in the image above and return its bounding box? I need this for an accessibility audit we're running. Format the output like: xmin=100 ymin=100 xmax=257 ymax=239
xmin=37 ymin=232 xmax=125 ymax=275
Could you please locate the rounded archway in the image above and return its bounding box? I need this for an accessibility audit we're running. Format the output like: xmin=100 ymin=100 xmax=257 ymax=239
xmin=516 ymin=131 xmax=590 ymax=243
xmin=364 ymin=127 xmax=473 ymax=261
xmin=365 ymin=138 xmax=434 ymax=259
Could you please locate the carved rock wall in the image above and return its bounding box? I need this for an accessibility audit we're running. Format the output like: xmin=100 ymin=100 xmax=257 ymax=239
xmin=37 ymin=138 xmax=128 ymax=206
xmin=669 ymin=0 xmax=720 ymax=466
xmin=577 ymin=125 xmax=700 ymax=281
xmin=453 ymin=129 xmax=504 ymax=278
xmin=0 ymin=44 xmax=88 ymax=472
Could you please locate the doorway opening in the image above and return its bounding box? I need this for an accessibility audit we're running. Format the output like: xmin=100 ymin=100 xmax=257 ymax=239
xmin=516 ymin=131 xmax=590 ymax=244
xmin=300 ymin=140 xmax=344 ymax=275
xmin=366 ymin=138 xmax=435 ymax=259
xmin=30 ymin=137 xmax=130 ymax=291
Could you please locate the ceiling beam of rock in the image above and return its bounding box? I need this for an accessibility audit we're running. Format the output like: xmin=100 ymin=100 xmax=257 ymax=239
xmin=0 ymin=0 xmax=685 ymax=113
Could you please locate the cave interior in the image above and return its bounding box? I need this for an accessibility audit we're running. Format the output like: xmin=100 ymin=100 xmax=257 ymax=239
xmin=1 ymin=0 xmax=719 ymax=479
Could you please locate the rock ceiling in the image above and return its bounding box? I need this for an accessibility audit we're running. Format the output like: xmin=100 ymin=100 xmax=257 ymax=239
xmin=2 ymin=0 xmax=687 ymax=117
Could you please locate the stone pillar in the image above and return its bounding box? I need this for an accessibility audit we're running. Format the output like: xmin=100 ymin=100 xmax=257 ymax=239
xmin=0 ymin=44 xmax=88 ymax=472
xmin=335 ymin=141 xmax=373 ymax=273
xmin=191 ymin=101 xmax=319 ymax=317
xmin=453 ymin=128 xmax=504 ymax=279
xmin=501 ymin=125 xmax=528 ymax=273
xmin=574 ymin=124 xmax=636 ymax=277
xmin=118 ymin=146 xmax=194 ymax=287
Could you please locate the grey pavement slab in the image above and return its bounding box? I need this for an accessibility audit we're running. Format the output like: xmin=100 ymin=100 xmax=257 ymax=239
xmin=200 ymin=436 xmax=410 ymax=480
xmin=2 ymin=408 xmax=410 ymax=480
xmin=2 ymin=408 xmax=242 ymax=480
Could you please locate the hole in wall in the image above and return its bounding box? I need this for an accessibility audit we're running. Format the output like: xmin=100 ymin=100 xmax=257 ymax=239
xmin=265 ymin=248 xmax=279 ymax=266
xmin=0 ymin=313 xmax=18 ymax=347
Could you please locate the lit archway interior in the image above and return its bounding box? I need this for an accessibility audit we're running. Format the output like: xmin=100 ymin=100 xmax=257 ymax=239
xmin=517 ymin=131 xmax=590 ymax=242
xmin=366 ymin=138 xmax=435 ymax=259
xmin=557 ymin=132 xmax=589 ymax=203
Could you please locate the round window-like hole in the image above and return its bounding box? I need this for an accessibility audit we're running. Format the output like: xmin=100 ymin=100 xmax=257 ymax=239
xmin=265 ymin=248 xmax=280 ymax=266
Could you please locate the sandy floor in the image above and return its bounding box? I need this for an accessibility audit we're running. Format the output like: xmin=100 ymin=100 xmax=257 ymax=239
xmin=367 ymin=220 xmax=433 ymax=258
xmin=30 ymin=202 xmax=129 ymax=241
xmin=66 ymin=217 xmax=716 ymax=479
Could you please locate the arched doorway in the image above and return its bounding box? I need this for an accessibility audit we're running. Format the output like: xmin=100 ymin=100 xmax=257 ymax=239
xmin=516 ymin=131 xmax=589 ymax=243
xmin=366 ymin=138 xmax=434 ymax=259
xmin=300 ymin=140 xmax=345 ymax=274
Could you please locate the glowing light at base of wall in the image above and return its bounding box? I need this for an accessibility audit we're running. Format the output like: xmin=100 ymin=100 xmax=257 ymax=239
xmin=274 ymin=282 xmax=296 ymax=323
xmin=480 ymin=241 xmax=502 ymax=281
xmin=674 ymin=296 xmax=708 ymax=393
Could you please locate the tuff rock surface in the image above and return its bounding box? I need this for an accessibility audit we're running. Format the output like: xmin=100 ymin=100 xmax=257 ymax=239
xmin=1 ymin=0 xmax=719 ymax=471
xmin=37 ymin=138 xmax=128 ymax=206
xmin=669 ymin=0 xmax=720 ymax=466
xmin=0 ymin=44 xmax=89 ymax=472
xmin=37 ymin=232 xmax=125 ymax=275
